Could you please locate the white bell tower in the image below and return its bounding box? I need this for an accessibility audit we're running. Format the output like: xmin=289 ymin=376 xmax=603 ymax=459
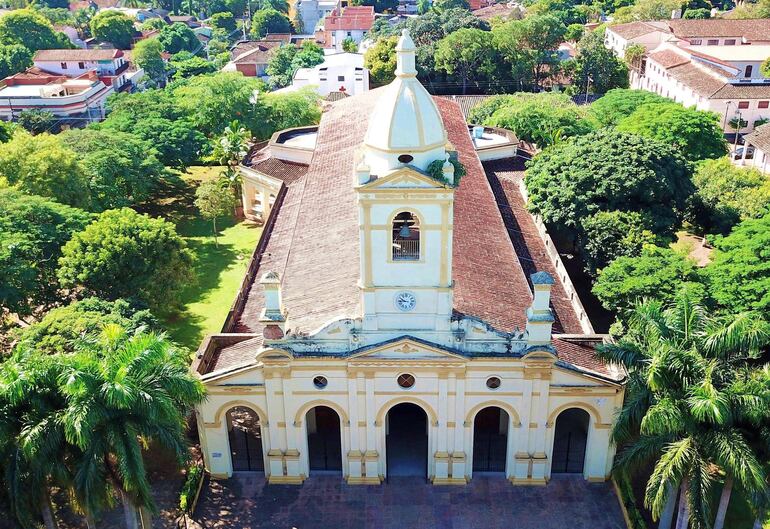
xmin=354 ymin=29 xmax=455 ymax=334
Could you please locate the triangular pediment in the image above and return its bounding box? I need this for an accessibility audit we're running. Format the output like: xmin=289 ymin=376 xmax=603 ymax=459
xmin=349 ymin=337 xmax=465 ymax=361
xmin=359 ymin=167 xmax=447 ymax=190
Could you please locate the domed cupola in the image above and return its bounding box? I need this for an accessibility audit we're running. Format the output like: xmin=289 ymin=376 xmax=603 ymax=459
xmin=362 ymin=29 xmax=448 ymax=175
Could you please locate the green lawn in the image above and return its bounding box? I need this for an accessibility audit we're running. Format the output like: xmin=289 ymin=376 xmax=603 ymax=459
xmin=155 ymin=166 xmax=262 ymax=350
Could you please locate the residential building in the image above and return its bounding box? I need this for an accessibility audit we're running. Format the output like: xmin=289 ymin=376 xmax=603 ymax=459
xmin=32 ymin=49 xmax=136 ymax=92
xmin=275 ymin=52 xmax=369 ymax=96
xmin=322 ymin=5 xmax=375 ymax=51
xmin=222 ymin=40 xmax=284 ymax=79
xmin=604 ymin=19 xmax=770 ymax=132
xmin=741 ymin=123 xmax=770 ymax=173
xmin=193 ymin=30 xmax=624 ymax=487
xmin=297 ymin=0 xmax=339 ymax=34
xmin=0 ymin=69 xmax=112 ymax=122
xmin=471 ymin=2 xmax=523 ymax=22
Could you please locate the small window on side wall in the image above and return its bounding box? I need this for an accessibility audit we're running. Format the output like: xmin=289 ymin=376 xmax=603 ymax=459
xmin=392 ymin=211 xmax=419 ymax=261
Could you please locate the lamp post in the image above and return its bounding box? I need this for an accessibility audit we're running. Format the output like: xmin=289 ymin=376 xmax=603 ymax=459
xmin=733 ymin=110 xmax=743 ymax=153
xmin=722 ymin=100 xmax=731 ymax=131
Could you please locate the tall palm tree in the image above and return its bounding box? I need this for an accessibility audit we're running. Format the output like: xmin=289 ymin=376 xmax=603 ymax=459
xmin=60 ymin=325 xmax=206 ymax=529
xmin=598 ymin=294 xmax=770 ymax=529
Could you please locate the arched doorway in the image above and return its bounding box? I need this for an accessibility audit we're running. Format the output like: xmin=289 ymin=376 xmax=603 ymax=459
xmin=386 ymin=403 xmax=428 ymax=478
xmin=552 ymin=408 xmax=590 ymax=474
xmin=472 ymin=407 xmax=509 ymax=473
xmin=226 ymin=406 xmax=264 ymax=472
xmin=306 ymin=406 xmax=342 ymax=473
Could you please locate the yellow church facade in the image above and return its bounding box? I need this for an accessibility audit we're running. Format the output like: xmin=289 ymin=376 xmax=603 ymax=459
xmin=192 ymin=30 xmax=625 ymax=488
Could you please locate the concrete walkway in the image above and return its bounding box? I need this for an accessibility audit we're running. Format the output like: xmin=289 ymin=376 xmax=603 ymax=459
xmin=194 ymin=474 xmax=626 ymax=529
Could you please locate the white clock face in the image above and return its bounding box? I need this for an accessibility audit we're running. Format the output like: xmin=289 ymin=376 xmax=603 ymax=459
xmin=395 ymin=291 xmax=417 ymax=312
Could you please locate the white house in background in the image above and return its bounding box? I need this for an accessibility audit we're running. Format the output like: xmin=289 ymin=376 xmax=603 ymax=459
xmin=297 ymin=0 xmax=338 ymax=34
xmin=275 ymin=52 xmax=369 ymax=96
xmin=193 ymin=30 xmax=624 ymax=488
xmin=741 ymin=123 xmax=770 ymax=174
xmin=33 ymin=49 xmax=135 ymax=92
xmin=0 ymin=69 xmax=112 ymax=122
xmin=604 ymin=19 xmax=770 ymax=133
xmin=321 ymin=5 xmax=374 ymax=51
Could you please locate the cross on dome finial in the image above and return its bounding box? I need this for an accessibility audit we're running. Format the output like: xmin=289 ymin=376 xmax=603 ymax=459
xmin=396 ymin=29 xmax=417 ymax=77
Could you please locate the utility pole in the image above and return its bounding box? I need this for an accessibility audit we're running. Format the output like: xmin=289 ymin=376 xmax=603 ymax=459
xmin=733 ymin=110 xmax=743 ymax=152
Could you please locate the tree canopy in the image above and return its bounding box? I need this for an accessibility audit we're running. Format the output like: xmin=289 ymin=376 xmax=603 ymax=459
xmin=0 ymin=189 xmax=92 ymax=319
xmin=57 ymin=208 xmax=195 ymax=313
xmin=616 ymin=102 xmax=727 ymax=162
xmin=569 ymin=28 xmax=629 ymax=94
xmin=589 ymin=88 xmax=668 ymax=127
xmin=89 ymin=11 xmax=135 ymax=49
xmin=364 ymin=36 xmax=397 ymax=86
xmin=250 ymin=8 xmax=291 ymax=38
xmin=0 ymin=9 xmax=71 ymax=52
xmin=266 ymin=41 xmax=324 ymax=89
xmin=132 ymin=37 xmax=167 ymax=85
xmin=159 ymin=22 xmax=201 ymax=55
xmin=706 ymin=213 xmax=770 ymax=316
xmin=525 ymin=129 xmax=694 ymax=238
xmin=434 ymin=28 xmax=495 ymax=95
xmin=579 ymin=210 xmax=661 ymax=275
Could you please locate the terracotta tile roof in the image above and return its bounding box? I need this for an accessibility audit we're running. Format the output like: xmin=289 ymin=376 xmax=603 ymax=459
xmin=665 ymin=62 xmax=726 ymax=97
xmin=207 ymin=90 xmax=611 ymax=378
xmin=481 ymin=158 xmax=583 ymax=335
xmin=324 ymin=6 xmax=375 ymax=31
xmin=34 ymin=49 xmax=123 ymax=61
xmin=667 ymin=18 xmax=770 ymax=40
xmin=745 ymin=123 xmax=770 ymax=153
xmin=648 ymin=49 xmax=689 ymax=69
xmin=438 ymin=95 xmax=491 ymax=121
xmin=607 ymin=21 xmax=669 ymax=40
xmin=325 ymin=90 xmax=349 ymax=102
xmin=471 ymin=2 xmax=518 ymax=20
xmin=247 ymin=155 xmax=309 ymax=184
xmin=711 ymin=83 xmax=770 ymax=99
xmin=553 ymin=338 xmax=618 ymax=380
xmin=230 ymin=40 xmax=282 ymax=63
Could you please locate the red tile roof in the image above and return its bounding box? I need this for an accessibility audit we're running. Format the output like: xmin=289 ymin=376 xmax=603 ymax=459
xmin=648 ymin=49 xmax=689 ymax=69
xmin=324 ymin=6 xmax=375 ymax=32
xmin=34 ymin=49 xmax=123 ymax=61
xmin=667 ymin=18 xmax=770 ymax=40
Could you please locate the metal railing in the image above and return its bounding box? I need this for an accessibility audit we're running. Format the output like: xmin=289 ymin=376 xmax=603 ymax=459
xmin=392 ymin=238 xmax=419 ymax=261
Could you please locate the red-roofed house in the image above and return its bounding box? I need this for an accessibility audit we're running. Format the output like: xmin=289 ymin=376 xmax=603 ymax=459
xmin=322 ymin=5 xmax=374 ymax=51
xmin=192 ymin=29 xmax=625 ymax=489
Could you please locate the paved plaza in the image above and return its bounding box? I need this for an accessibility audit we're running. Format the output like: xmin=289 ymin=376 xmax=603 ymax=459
xmin=193 ymin=474 xmax=627 ymax=529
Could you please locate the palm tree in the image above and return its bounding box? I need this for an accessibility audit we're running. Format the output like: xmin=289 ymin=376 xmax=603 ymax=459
xmin=598 ymin=293 xmax=770 ymax=529
xmin=60 ymin=325 xmax=206 ymax=529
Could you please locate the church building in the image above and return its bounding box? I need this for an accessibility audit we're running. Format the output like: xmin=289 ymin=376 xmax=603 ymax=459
xmin=192 ymin=30 xmax=626 ymax=486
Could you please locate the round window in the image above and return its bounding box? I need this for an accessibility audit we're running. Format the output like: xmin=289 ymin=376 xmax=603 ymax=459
xmin=313 ymin=375 xmax=328 ymax=389
xmin=397 ymin=373 xmax=415 ymax=389
xmin=397 ymin=154 xmax=414 ymax=164
xmin=486 ymin=376 xmax=501 ymax=390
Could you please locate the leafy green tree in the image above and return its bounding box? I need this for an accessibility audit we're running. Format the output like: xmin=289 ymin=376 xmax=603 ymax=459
xmin=762 ymin=56 xmax=770 ymax=78
xmin=0 ymin=189 xmax=91 ymax=319
xmin=434 ymin=28 xmax=494 ymax=94
xmin=364 ymin=36 xmax=397 ymax=86
xmin=250 ymin=8 xmax=291 ymax=38
xmin=706 ymin=214 xmax=770 ymax=316
xmin=104 ymin=88 xmax=186 ymax=126
xmin=0 ymin=9 xmax=72 ymax=51
xmin=266 ymin=41 xmax=324 ymax=89
xmin=89 ymin=10 xmax=135 ymax=49
xmin=58 ymin=208 xmax=195 ymax=313
xmin=16 ymin=108 xmax=55 ymax=134
xmin=682 ymin=6 xmax=710 ymax=17
xmin=432 ymin=0 xmax=470 ymax=10
xmin=467 ymin=94 xmax=518 ymax=124
xmin=12 ymin=298 xmax=156 ymax=356
xmin=140 ymin=17 xmax=167 ymax=31
xmin=258 ymin=87 xmax=321 ymax=139
xmin=484 ymin=92 xmax=596 ymax=146
xmin=579 ymin=210 xmax=661 ymax=275
xmin=492 ymin=14 xmax=566 ymax=91
xmin=360 ymin=0 xmax=399 ymax=12
xmin=210 ymin=11 xmax=237 ymax=32
xmin=132 ymin=37 xmax=167 ymax=85
xmin=564 ymin=22 xmax=584 ymax=41
xmin=589 ymin=88 xmax=668 ymax=126
xmin=0 ymin=131 xmax=89 ymax=208
xmin=342 ymin=37 xmax=358 ymax=52
xmin=592 ymin=245 xmax=705 ymax=315
xmin=194 ymin=179 xmax=236 ymax=245
xmin=598 ymin=294 xmax=770 ymax=529
xmin=525 ymin=129 xmax=694 ymax=238
xmin=570 ymin=29 xmax=629 ymax=94
xmin=612 ymin=0 xmax=685 ymax=21
xmin=170 ymin=52 xmax=217 ymax=78
xmin=690 ymin=158 xmax=770 ymax=234
xmin=254 ymin=0 xmax=289 ymax=12
xmin=59 ymin=326 xmax=206 ymax=529
xmin=60 ymin=129 xmax=166 ymax=211
xmin=132 ymin=117 xmax=209 ymax=168
xmin=159 ymin=22 xmax=200 ymax=54
xmin=616 ymin=102 xmax=727 ymax=162
xmin=0 ymin=43 xmax=32 ymax=78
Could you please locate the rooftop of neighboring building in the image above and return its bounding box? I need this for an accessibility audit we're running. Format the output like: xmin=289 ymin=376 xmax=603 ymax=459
xmin=33 ymin=49 xmax=124 ymax=62
xmin=229 ymin=40 xmax=283 ymax=63
xmin=745 ymin=123 xmax=770 ymax=153
xmin=686 ymin=44 xmax=770 ymax=62
xmin=323 ymin=5 xmax=375 ymax=31
xmin=608 ymin=18 xmax=770 ymax=42
xmin=471 ymin=1 xmax=521 ymax=21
